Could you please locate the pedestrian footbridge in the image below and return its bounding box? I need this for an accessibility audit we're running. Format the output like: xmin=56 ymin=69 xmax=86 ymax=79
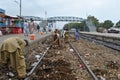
xmin=23 ymin=16 xmax=84 ymax=22
xmin=23 ymin=16 xmax=96 ymax=32
xmin=47 ymin=16 xmax=84 ymax=22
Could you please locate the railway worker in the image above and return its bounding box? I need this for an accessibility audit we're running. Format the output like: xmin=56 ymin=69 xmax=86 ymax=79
xmin=74 ymin=29 xmax=80 ymax=41
xmin=64 ymin=29 xmax=70 ymax=43
xmin=60 ymin=29 xmax=66 ymax=39
xmin=59 ymin=29 xmax=66 ymax=48
xmin=52 ymin=29 xmax=60 ymax=48
xmin=0 ymin=37 xmax=29 ymax=79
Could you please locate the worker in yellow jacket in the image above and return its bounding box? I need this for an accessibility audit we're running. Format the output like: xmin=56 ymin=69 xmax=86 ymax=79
xmin=64 ymin=30 xmax=70 ymax=43
xmin=0 ymin=37 xmax=29 ymax=79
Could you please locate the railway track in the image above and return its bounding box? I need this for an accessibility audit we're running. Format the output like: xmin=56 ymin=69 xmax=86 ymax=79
xmin=25 ymin=41 xmax=100 ymax=80
xmin=69 ymin=42 xmax=98 ymax=80
xmin=81 ymin=34 xmax=120 ymax=51
xmin=1 ymin=37 xmax=53 ymax=80
xmin=25 ymin=46 xmax=51 ymax=80
xmin=71 ymin=38 xmax=120 ymax=80
xmin=24 ymin=39 xmax=98 ymax=80
xmin=1 ymin=33 xmax=119 ymax=80
xmin=24 ymin=34 xmax=95 ymax=79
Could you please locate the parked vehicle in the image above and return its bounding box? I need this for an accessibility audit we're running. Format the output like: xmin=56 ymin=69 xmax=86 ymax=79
xmin=108 ymin=28 xmax=120 ymax=33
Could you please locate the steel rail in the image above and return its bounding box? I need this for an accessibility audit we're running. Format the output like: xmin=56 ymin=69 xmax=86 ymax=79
xmin=69 ymin=32 xmax=120 ymax=51
xmin=24 ymin=46 xmax=51 ymax=80
xmin=69 ymin=42 xmax=98 ymax=80
xmin=81 ymin=34 xmax=120 ymax=51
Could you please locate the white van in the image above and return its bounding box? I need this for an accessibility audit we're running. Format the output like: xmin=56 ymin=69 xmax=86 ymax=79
xmin=108 ymin=28 xmax=120 ymax=33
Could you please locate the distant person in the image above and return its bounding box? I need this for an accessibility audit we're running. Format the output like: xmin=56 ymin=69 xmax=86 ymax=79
xmin=60 ymin=29 xmax=65 ymax=38
xmin=37 ymin=24 xmax=40 ymax=33
xmin=24 ymin=20 xmax=29 ymax=36
xmin=43 ymin=27 xmax=47 ymax=33
xmin=0 ymin=29 xmax=3 ymax=36
xmin=0 ymin=37 xmax=29 ymax=79
xmin=59 ymin=29 xmax=66 ymax=48
xmin=64 ymin=29 xmax=70 ymax=43
xmin=28 ymin=18 xmax=35 ymax=34
xmin=5 ymin=27 xmax=10 ymax=34
xmin=52 ymin=29 xmax=60 ymax=48
xmin=74 ymin=29 xmax=80 ymax=41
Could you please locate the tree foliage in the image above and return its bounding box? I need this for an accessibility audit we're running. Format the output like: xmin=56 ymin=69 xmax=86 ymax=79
xmin=63 ymin=22 xmax=85 ymax=31
xmin=115 ymin=20 xmax=120 ymax=28
xmin=102 ymin=20 xmax=114 ymax=29
xmin=87 ymin=15 xmax=114 ymax=29
xmin=63 ymin=15 xmax=116 ymax=32
xmin=87 ymin=15 xmax=99 ymax=28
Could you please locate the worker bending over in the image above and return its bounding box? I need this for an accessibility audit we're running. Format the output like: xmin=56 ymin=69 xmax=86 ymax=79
xmin=52 ymin=29 xmax=60 ymax=48
xmin=0 ymin=37 xmax=29 ymax=79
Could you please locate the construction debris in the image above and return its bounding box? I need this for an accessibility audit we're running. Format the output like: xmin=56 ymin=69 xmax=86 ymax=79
xmin=0 ymin=38 xmax=119 ymax=80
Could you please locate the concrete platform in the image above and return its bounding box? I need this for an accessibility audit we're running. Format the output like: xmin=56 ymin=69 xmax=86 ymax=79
xmin=81 ymin=32 xmax=120 ymax=39
xmin=0 ymin=32 xmax=52 ymax=45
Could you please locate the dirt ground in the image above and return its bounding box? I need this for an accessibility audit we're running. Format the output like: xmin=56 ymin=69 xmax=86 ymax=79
xmin=0 ymin=37 xmax=120 ymax=80
xmin=72 ymin=39 xmax=120 ymax=80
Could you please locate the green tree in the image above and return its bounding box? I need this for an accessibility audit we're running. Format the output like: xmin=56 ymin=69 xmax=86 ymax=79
xmin=63 ymin=22 xmax=85 ymax=31
xmin=102 ymin=20 xmax=114 ymax=29
xmin=87 ymin=15 xmax=99 ymax=28
xmin=98 ymin=22 xmax=104 ymax=28
xmin=115 ymin=20 xmax=120 ymax=28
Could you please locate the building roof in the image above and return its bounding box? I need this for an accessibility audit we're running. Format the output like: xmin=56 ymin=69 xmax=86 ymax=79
xmin=0 ymin=8 xmax=5 ymax=14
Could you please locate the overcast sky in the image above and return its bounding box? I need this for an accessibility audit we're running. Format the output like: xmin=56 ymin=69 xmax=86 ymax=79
xmin=0 ymin=0 xmax=120 ymax=23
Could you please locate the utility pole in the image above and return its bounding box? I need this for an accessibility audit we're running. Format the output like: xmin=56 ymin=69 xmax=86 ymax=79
xmin=20 ymin=0 xmax=21 ymax=17
xmin=14 ymin=0 xmax=22 ymax=30
xmin=14 ymin=0 xmax=22 ymax=17
xmin=45 ymin=11 xmax=47 ymax=33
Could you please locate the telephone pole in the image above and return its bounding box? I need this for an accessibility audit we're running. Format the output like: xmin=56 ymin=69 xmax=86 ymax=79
xmin=14 ymin=0 xmax=22 ymax=17
xmin=20 ymin=0 xmax=21 ymax=17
